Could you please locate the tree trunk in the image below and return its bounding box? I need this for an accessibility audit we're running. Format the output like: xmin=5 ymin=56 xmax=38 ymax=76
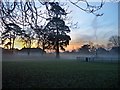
xmin=27 ymin=40 xmax=31 ymax=56
xmin=56 ymin=27 xmax=60 ymax=59
xmin=37 ymin=40 xmax=39 ymax=48
xmin=12 ymin=38 xmax=15 ymax=50
xmin=42 ymin=41 xmax=45 ymax=55
xmin=9 ymin=33 xmax=12 ymax=50
xmin=37 ymin=39 xmax=40 ymax=48
xmin=56 ymin=40 xmax=60 ymax=58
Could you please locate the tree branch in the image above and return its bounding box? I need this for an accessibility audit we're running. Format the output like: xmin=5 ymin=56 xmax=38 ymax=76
xmin=69 ymin=0 xmax=105 ymax=16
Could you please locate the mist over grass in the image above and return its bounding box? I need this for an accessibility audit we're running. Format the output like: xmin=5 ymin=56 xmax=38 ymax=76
xmin=2 ymin=52 xmax=119 ymax=63
xmin=3 ymin=59 xmax=119 ymax=88
xmin=2 ymin=50 xmax=119 ymax=88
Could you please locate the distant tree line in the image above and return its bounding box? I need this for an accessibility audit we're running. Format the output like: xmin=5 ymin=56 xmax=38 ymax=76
xmin=65 ymin=35 xmax=120 ymax=55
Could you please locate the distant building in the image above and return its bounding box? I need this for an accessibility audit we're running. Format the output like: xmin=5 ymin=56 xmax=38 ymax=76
xmin=20 ymin=48 xmax=44 ymax=52
xmin=18 ymin=48 xmax=46 ymax=55
xmin=2 ymin=47 xmax=46 ymax=55
xmin=2 ymin=48 xmax=19 ymax=55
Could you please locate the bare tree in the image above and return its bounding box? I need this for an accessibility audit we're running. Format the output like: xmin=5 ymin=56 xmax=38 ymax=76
xmin=31 ymin=24 xmax=51 ymax=53
xmin=109 ymin=35 xmax=120 ymax=47
xmin=2 ymin=23 xmax=21 ymax=50
xmin=0 ymin=0 xmax=105 ymax=29
xmin=20 ymin=28 xmax=35 ymax=55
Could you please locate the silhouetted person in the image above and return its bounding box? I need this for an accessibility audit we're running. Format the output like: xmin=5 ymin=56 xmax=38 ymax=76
xmin=86 ymin=57 xmax=88 ymax=62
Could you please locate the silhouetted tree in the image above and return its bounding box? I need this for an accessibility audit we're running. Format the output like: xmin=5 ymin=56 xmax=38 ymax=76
xmin=78 ymin=44 xmax=90 ymax=53
xmin=32 ymin=25 xmax=51 ymax=53
xmin=0 ymin=0 xmax=104 ymax=29
xmin=97 ymin=47 xmax=108 ymax=54
xmin=109 ymin=35 xmax=120 ymax=47
xmin=2 ymin=23 xmax=21 ymax=50
xmin=4 ymin=42 xmax=12 ymax=49
xmin=21 ymin=29 xmax=35 ymax=55
xmin=44 ymin=2 xmax=71 ymax=58
xmin=109 ymin=46 xmax=120 ymax=55
xmin=69 ymin=0 xmax=104 ymax=16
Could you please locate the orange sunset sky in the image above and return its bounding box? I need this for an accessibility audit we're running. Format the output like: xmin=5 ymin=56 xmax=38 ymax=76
xmin=13 ymin=40 xmax=83 ymax=51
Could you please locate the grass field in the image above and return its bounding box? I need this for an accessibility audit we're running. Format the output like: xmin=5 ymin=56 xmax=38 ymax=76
xmin=2 ymin=60 xmax=119 ymax=88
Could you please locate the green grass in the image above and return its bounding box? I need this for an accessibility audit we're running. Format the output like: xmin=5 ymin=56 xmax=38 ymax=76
xmin=2 ymin=60 xmax=119 ymax=88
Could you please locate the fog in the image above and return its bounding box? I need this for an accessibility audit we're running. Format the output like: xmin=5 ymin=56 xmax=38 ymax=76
xmin=2 ymin=52 xmax=119 ymax=63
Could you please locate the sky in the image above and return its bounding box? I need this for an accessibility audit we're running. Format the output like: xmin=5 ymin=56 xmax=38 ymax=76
xmin=65 ymin=1 xmax=118 ymax=51
xmin=0 ymin=1 xmax=118 ymax=51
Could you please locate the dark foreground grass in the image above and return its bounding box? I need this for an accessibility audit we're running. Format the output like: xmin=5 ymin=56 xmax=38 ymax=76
xmin=2 ymin=60 xmax=119 ymax=88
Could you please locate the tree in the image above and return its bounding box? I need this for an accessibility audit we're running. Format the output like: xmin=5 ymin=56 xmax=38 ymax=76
xmin=109 ymin=35 xmax=120 ymax=47
xmin=78 ymin=44 xmax=90 ymax=54
xmin=0 ymin=0 xmax=43 ymax=50
xmin=0 ymin=0 xmax=104 ymax=29
xmin=69 ymin=0 xmax=104 ymax=16
xmin=97 ymin=47 xmax=108 ymax=54
xmin=2 ymin=23 xmax=22 ymax=50
xmin=21 ymin=28 xmax=35 ymax=55
xmin=32 ymin=24 xmax=51 ymax=53
xmin=109 ymin=46 xmax=120 ymax=54
xmin=44 ymin=2 xmax=71 ymax=58
xmin=4 ymin=42 xmax=12 ymax=49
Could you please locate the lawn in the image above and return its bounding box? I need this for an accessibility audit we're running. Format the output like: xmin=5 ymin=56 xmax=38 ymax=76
xmin=2 ymin=60 xmax=119 ymax=88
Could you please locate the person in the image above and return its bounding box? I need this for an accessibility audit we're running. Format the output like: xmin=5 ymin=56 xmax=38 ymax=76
xmin=86 ymin=57 xmax=88 ymax=62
